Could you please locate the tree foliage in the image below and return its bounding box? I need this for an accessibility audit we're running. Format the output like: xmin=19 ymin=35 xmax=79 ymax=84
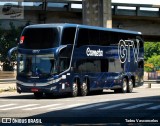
xmin=144 ymin=42 xmax=160 ymax=72
xmin=0 ymin=22 xmax=21 ymax=71
xmin=144 ymin=42 xmax=160 ymax=61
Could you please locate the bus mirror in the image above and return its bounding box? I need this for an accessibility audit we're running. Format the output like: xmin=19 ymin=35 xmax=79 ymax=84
xmin=7 ymin=46 xmax=18 ymax=61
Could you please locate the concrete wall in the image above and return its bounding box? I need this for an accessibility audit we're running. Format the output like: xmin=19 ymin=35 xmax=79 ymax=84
xmin=0 ymin=11 xmax=82 ymax=30
xmin=82 ymin=0 xmax=112 ymax=28
xmin=1 ymin=9 xmax=160 ymax=41
xmin=113 ymin=16 xmax=160 ymax=36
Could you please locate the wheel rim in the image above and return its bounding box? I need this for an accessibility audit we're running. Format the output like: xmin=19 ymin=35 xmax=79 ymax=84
xmin=123 ymin=80 xmax=127 ymax=92
xmin=129 ymin=80 xmax=133 ymax=92
xmin=82 ymin=82 xmax=87 ymax=96
xmin=73 ymin=83 xmax=78 ymax=96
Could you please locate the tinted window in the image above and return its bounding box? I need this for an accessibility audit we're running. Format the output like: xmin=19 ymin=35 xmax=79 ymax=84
xmin=61 ymin=28 xmax=76 ymax=45
xmin=77 ymin=28 xmax=89 ymax=47
xmin=77 ymin=28 xmax=111 ymax=47
xmin=88 ymin=29 xmax=100 ymax=45
xmin=19 ymin=28 xmax=59 ymax=49
xmin=108 ymin=59 xmax=123 ymax=72
xmin=76 ymin=28 xmax=141 ymax=47
xmin=75 ymin=59 xmax=101 ymax=73
xmin=99 ymin=31 xmax=110 ymax=46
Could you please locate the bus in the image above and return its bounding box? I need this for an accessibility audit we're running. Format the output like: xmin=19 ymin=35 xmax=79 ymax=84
xmin=8 ymin=23 xmax=144 ymax=98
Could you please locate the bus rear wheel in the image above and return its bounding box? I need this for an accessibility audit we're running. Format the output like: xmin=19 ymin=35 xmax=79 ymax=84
xmin=71 ymin=82 xmax=78 ymax=97
xmin=80 ymin=82 xmax=88 ymax=96
xmin=127 ymin=79 xmax=133 ymax=93
xmin=34 ymin=92 xmax=43 ymax=98
xmin=121 ymin=78 xmax=128 ymax=93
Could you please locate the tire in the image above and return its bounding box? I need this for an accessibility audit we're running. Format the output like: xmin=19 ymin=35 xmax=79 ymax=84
xmin=34 ymin=92 xmax=43 ymax=98
xmin=80 ymin=82 xmax=88 ymax=96
xmin=121 ymin=78 xmax=128 ymax=93
xmin=71 ymin=82 xmax=78 ymax=97
xmin=45 ymin=93 xmax=54 ymax=98
xmin=127 ymin=79 xmax=133 ymax=93
xmin=114 ymin=89 xmax=120 ymax=93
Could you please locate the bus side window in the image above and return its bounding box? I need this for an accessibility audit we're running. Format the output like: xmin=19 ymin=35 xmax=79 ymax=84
xmin=99 ymin=31 xmax=110 ymax=46
xmin=101 ymin=59 xmax=108 ymax=72
xmin=138 ymin=60 xmax=144 ymax=68
xmin=77 ymin=28 xmax=89 ymax=47
xmin=61 ymin=28 xmax=76 ymax=45
xmin=59 ymin=58 xmax=70 ymax=72
xmin=88 ymin=29 xmax=99 ymax=45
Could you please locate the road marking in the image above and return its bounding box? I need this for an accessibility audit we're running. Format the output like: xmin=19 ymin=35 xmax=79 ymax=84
xmin=147 ymin=105 xmax=160 ymax=110
xmin=122 ymin=103 xmax=152 ymax=109
xmin=0 ymin=104 xmax=16 ymax=108
xmin=0 ymin=104 xmax=38 ymax=110
xmin=23 ymin=104 xmax=60 ymax=110
xmin=48 ymin=104 xmax=84 ymax=110
xmin=99 ymin=103 xmax=129 ymax=110
xmin=73 ymin=103 xmax=107 ymax=110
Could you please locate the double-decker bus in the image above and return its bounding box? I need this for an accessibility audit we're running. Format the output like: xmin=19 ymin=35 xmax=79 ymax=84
xmin=8 ymin=23 xmax=144 ymax=98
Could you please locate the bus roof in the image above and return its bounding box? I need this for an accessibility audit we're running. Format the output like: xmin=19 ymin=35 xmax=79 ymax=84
xmin=26 ymin=23 xmax=142 ymax=35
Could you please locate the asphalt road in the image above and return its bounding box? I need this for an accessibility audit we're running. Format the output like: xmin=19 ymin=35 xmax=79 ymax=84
xmin=0 ymin=88 xmax=160 ymax=125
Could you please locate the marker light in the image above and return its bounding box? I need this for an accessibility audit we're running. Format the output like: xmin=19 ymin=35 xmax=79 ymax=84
xmin=20 ymin=36 xmax=25 ymax=44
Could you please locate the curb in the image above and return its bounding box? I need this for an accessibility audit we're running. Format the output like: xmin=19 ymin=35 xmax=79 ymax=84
xmin=138 ymin=83 xmax=160 ymax=88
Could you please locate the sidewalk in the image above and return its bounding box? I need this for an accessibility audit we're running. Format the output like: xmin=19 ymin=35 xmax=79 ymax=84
xmin=138 ymin=83 xmax=160 ymax=88
xmin=0 ymin=71 xmax=16 ymax=90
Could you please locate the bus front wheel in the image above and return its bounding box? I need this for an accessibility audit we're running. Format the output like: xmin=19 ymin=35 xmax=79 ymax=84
xmin=34 ymin=92 xmax=43 ymax=98
xmin=127 ymin=79 xmax=133 ymax=93
xmin=80 ymin=82 xmax=88 ymax=96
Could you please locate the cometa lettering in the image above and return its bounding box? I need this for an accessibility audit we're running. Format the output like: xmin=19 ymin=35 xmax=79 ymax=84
xmin=86 ymin=47 xmax=103 ymax=57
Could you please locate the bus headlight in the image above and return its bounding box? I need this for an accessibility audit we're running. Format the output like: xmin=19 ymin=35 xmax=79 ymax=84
xmin=50 ymin=86 xmax=57 ymax=90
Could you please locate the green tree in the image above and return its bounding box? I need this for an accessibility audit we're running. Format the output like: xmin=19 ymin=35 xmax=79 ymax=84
xmin=0 ymin=22 xmax=21 ymax=71
xmin=144 ymin=42 xmax=160 ymax=61
xmin=147 ymin=55 xmax=160 ymax=69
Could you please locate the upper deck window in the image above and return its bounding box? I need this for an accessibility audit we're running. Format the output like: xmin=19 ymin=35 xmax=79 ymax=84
xmin=61 ymin=27 xmax=76 ymax=45
xmin=19 ymin=28 xmax=60 ymax=49
xmin=76 ymin=28 xmax=111 ymax=47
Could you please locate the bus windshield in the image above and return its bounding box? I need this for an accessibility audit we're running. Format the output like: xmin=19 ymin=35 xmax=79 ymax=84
xmin=18 ymin=54 xmax=58 ymax=78
xmin=19 ymin=28 xmax=60 ymax=49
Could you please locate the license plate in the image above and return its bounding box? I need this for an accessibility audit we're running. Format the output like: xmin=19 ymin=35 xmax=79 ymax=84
xmin=31 ymin=88 xmax=39 ymax=92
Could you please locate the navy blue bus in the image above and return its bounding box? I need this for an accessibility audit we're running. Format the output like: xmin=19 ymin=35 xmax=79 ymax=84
xmin=9 ymin=23 xmax=144 ymax=98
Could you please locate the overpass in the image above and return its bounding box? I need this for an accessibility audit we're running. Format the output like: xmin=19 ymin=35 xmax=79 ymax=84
xmin=0 ymin=0 xmax=160 ymax=41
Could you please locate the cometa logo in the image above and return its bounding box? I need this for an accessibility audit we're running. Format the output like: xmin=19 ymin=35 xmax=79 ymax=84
xmin=86 ymin=47 xmax=103 ymax=57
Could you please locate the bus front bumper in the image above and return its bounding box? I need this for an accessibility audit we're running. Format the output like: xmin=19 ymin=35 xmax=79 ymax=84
xmin=16 ymin=82 xmax=71 ymax=94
